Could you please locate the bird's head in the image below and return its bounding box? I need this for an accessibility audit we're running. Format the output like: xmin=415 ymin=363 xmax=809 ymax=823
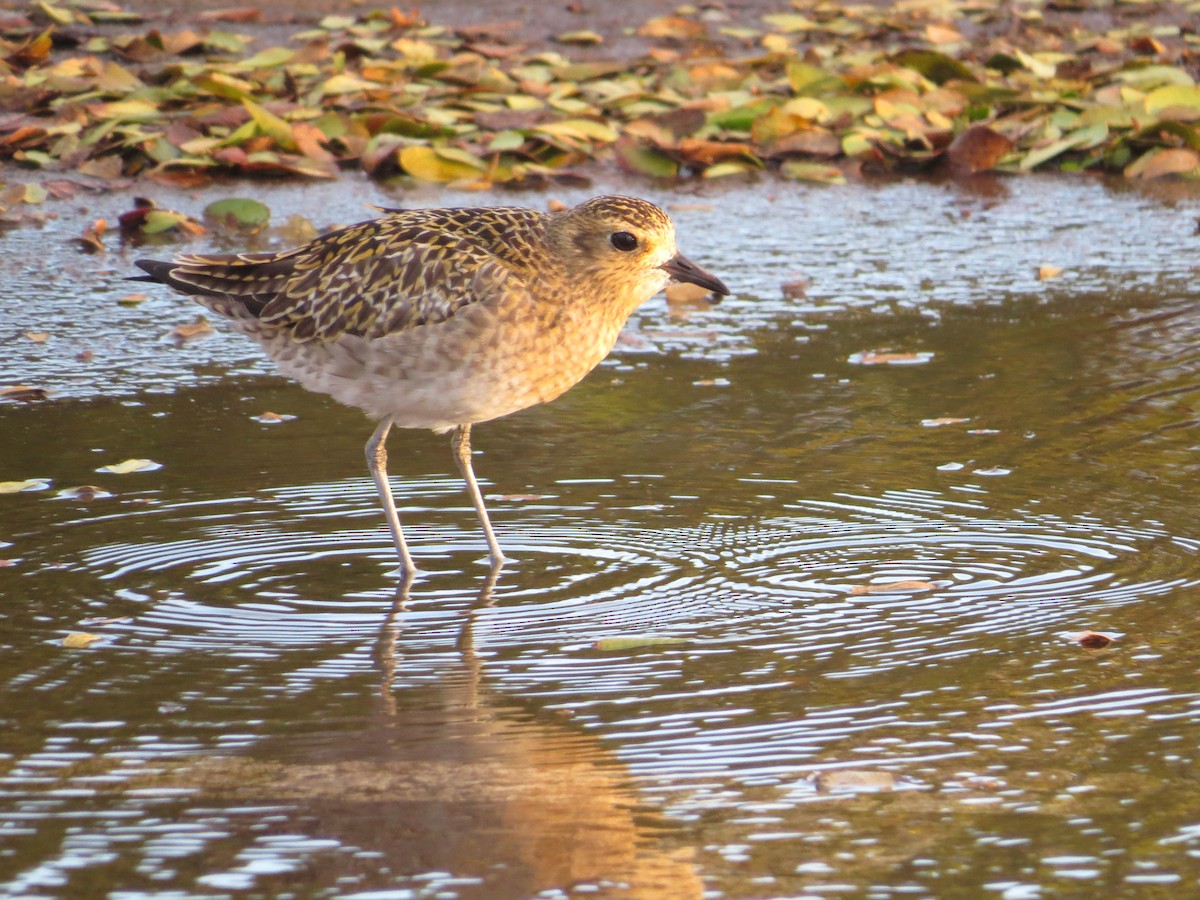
xmin=552 ymin=195 xmax=729 ymax=305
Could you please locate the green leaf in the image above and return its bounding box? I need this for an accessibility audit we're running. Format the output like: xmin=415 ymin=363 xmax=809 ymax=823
xmin=141 ymin=210 xmax=191 ymax=234
xmin=204 ymin=197 xmax=271 ymax=232
xmin=1019 ymin=122 xmax=1108 ymax=171
xmin=781 ymin=159 xmax=845 ymax=183
xmin=1145 ymin=84 xmax=1200 ymax=118
xmin=234 ymin=47 xmax=296 ymax=71
xmin=892 ymin=50 xmax=978 ymax=85
xmin=594 ymin=636 xmax=689 ymax=651
xmin=762 ymin=13 xmax=820 ymax=33
xmin=242 ymin=99 xmax=297 ymax=151
xmin=614 ymin=137 xmax=679 ymax=177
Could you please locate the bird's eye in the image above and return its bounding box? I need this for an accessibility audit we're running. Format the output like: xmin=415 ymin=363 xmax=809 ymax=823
xmin=610 ymin=231 xmax=638 ymax=252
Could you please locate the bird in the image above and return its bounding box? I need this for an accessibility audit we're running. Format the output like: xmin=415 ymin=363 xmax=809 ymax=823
xmin=134 ymin=195 xmax=729 ymax=576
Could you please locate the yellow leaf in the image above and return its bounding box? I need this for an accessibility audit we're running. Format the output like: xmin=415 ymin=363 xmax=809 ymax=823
xmin=318 ymin=73 xmax=380 ymax=96
xmin=97 ymin=458 xmax=162 ymax=474
xmin=398 ymin=146 xmax=485 ymax=183
xmin=555 ymin=30 xmax=603 ymax=45
xmin=533 ymin=119 xmax=618 ymax=143
xmin=62 ymin=632 xmax=103 ymax=649
xmin=89 ymin=99 xmax=160 ymax=122
xmin=0 ymin=479 xmax=51 ymax=494
xmin=1145 ymin=84 xmax=1200 ymax=118
xmin=242 ymin=100 xmax=297 ymax=151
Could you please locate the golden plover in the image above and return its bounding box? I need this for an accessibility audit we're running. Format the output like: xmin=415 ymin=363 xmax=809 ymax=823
xmin=135 ymin=195 xmax=729 ymax=575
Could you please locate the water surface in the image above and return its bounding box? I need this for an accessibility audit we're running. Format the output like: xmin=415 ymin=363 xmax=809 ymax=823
xmin=2 ymin=174 xmax=1199 ymax=897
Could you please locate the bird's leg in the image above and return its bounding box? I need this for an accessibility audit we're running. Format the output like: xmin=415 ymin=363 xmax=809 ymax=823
xmin=450 ymin=424 xmax=506 ymax=570
xmin=365 ymin=417 xmax=417 ymax=575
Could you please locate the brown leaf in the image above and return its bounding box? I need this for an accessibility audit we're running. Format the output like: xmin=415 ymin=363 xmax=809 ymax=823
xmin=946 ymin=126 xmax=1015 ymax=174
xmin=1068 ymin=630 xmax=1119 ymax=649
xmin=637 ymin=16 xmax=707 ymax=41
xmin=925 ymin=24 xmax=963 ymax=45
xmin=815 ymin=770 xmax=896 ymax=793
xmin=197 ymin=7 xmax=261 ymax=23
xmin=781 ymin=279 xmax=808 ymax=299
xmin=1128 ymin=148 xmax=1200 ymax=181
xmin=171 ymin=316 xmax=214 ymax=343
xmin=57 ymin=485 xmax=110 ymax=501
xmin=849 ymin=350 xmax=934 ymax=366
xmin=766 ymin=129 xmax=842 ymax=159
xmin=0 ymin=384 xmax=50 ymax=402
xmin=850 ymin=581 xmax=938 ymax=595
xmin=292 ymin=122 xmax=336 ymax=164
xmin=1037 ymin=265 xmax=1064 ymax=281
xmin=675 ymin=138 xmax=756 ymax=167
xmin=75 ymin=218 xmax=107 ymax=253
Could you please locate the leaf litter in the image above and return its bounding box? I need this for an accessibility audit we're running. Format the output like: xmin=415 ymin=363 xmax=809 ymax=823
xmin=1 ymin=0 xmax=1198 ymax=204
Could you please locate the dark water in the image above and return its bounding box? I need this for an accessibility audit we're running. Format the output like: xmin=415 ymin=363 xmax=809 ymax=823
xmin=2 ymin=174 xmax=1199 ymax=898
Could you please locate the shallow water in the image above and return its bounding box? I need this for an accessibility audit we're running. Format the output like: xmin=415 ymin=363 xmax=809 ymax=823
xmin=2 ymin=173 xmax=1199 ymax=898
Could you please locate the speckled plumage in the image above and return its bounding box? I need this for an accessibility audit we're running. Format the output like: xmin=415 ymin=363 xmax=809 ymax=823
xmin=135 ymin=195 xmax=728 ymax=575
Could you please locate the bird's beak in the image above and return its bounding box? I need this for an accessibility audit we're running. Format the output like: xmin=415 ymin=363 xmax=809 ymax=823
xmin=660 ymin=254 xmax=730 ymax=296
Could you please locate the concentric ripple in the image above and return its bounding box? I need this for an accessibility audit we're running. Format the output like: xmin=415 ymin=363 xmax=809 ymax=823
xmin=59 ymin=481 xmax=1200 ymax=670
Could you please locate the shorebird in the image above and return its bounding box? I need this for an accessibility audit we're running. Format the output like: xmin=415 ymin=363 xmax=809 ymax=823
xmin=135 ymin=195 xmax=729 ymax=575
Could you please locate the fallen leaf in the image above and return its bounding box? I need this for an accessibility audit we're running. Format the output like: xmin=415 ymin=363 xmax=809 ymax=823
xmin=1125 ymin=148 xmax=1200 ymax=180
xmin=850 ymin=581 xmax=938 ymax=595
xmin=0 ymin=479 xmax=51 ymax=494
xmin=198 ymin=7 xmax=261 ymax=23
xmin=946 ymin=126 xmax=1014 ymax=174
xmin=925 ymin=24 xmax=963 ymax=45
xmin=24 ymin=332 xmax=48 ymax=342
xmin=849 ymin=351 xmax=934 ymax=366
xmin=594 ymin=636 xmax=689 ymax=651
xmin=251 ymin=412 xmax=297 ymax=424
xmin=97 ymin=459 xmax=163 ymax=474
xmin=204 ymin=197 xmax=271 ymax=232
xmin=922 ymin=417 xmax=970 ymax=427
xmin=1037 ymin=265 xmax=1063 ymax=280
xmin=75 ymin=218 xmax=107 ymax=253
xmin=815 ymin=770 xmax=896 ymax=793
xmin=171 ymin=316 xmax=214 ymax=343
xmin=781 ymin=279 xmax=808 ymax=299
xmin=56 ymin=485 xmax=112 ymax=501
xmin=780 ymin=159 xmax=845 ymax=184
xmin=117 ymin=293 xmax=148 ymax=306
xmin=637 ymin=16 xmax=706 ymax=41
xmin=62 ymin=632 xmax=103 ymax=649
xmin=1066 ymin=630 xmax=1120 ymax=649
xmin=555 ymin=30 xmax=603 ymax=45
xmin=0 ymin=385 xmax=50 ymax=402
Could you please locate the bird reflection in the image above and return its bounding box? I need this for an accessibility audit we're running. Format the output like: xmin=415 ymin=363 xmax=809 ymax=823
xmin=182 ymin=568 xmax=702 ymax=898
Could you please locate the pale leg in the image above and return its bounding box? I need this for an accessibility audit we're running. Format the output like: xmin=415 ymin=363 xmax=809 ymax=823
xmin=365 ymin=417 xmax=417 ymax=575
xmin=450 ymin=424 xmax=506 ymax=569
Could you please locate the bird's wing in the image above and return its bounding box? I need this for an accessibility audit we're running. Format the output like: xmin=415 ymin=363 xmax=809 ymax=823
xmin=141 ymin=212 xmax=537 ymax=343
